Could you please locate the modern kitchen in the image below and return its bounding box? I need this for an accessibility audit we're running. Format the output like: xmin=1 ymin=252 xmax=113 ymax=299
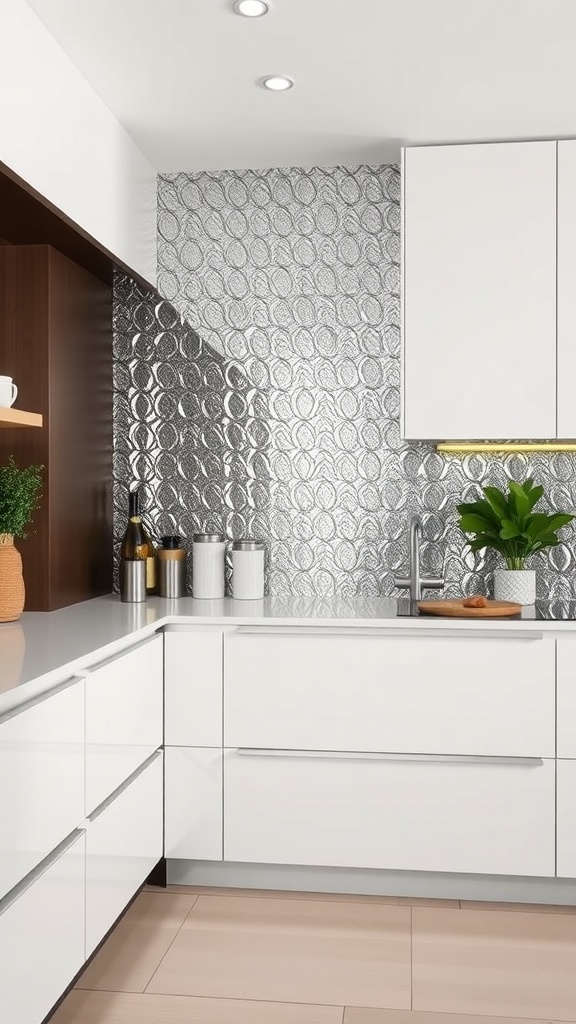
xmin=2 ymin=1 xmax=576 ymax=1023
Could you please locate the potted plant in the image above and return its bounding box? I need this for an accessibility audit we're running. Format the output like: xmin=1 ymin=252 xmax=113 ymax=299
xmin=0 ymin=458 xmax=42 ymax=622
xmin=457 ymin=478 xmax=575 ymax=605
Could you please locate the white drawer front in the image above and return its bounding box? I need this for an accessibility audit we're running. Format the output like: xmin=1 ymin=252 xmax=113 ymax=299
xmin=86 ymin=753 xmax=163 ymax=957
xmin=86 ymin=635 xmax=163 ymax=814
xmin=0 ymin=678 xmax=85 ymax=900
xmin=0 ymin=832 xmax=85 ymax=1024
xmin=224 ymin=633 xmax=555 ymax=757
xmin=165 ymin=747 xmax=223 ymax=861
xmin=164 ymin=631 xmax=223 ymax=746
xmin=556 ymin=639 xmax=576 ymax=757
xmin=224 ymin=749 xmax=555 ymax=877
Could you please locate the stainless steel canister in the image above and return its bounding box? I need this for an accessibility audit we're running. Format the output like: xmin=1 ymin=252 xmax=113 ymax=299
xmin=158 ymin=535 xmax=187 ymax=598
xmin=120 ymin=559 xmax=147 ymax=603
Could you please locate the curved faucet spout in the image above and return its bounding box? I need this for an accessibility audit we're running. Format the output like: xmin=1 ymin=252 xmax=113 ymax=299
xmin=409 ymin=516 xmax=423 ymax=601
xmin=393 ymin=515 xmax=445 ymax=602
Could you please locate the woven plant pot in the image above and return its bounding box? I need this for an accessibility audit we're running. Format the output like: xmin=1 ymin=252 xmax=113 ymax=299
xmin=0 ymin=534 xmax=25 ymax=623
xmin=493 ymin=568 xmax=536 ymax=606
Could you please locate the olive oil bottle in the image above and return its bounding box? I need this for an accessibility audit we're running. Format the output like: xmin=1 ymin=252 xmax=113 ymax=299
xmin=120 ymin=487 xmax=156 ymax=593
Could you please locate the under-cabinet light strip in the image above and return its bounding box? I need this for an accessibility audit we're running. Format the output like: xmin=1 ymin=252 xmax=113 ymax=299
xmin=437 ymin=442 xmax=576 ymax=453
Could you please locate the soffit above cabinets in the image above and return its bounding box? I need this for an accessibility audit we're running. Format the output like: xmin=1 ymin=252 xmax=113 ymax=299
xmin=23 ymin=0 xmax=576 ymax=172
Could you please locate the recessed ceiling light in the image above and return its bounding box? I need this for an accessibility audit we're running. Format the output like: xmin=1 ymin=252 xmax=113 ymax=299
xmin=261 ymin=75 xmax=294 ymax=91
xmin=233 ymin=0 xmax=270 ymax=16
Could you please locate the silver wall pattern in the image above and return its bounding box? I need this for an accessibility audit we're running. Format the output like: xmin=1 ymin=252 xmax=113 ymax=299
xmin=113 ymin=164 xmax=576 ymax=599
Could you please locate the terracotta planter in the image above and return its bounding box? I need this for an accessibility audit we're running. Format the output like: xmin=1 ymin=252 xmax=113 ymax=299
xmin=0 ymin=534 xmax=25 ymax=622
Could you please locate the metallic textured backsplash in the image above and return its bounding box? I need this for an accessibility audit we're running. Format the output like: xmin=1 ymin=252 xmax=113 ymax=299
xmin=112 ymin=164 xmax=576 ymax=599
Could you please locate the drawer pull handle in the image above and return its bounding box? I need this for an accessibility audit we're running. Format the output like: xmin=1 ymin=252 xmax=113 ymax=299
xmin=0 ymin=674 xmax=84 ymax=726
xmin=233 ymin=627 xmax=544 ymax=641
xmin=234 ymin=748 xmax=544 ymax=767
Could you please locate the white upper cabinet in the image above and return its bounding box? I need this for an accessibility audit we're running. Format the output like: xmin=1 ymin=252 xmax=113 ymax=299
xmin=402 ymin=141 xmax=557 ymax=440
xmin=0 ymin=1 xmax=156 ymax=286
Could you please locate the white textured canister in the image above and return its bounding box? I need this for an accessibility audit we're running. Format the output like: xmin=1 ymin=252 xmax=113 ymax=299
xmin=192 ymin=533 xmax=226 ymax=599
xmin=232 ymin=539 xmax=265 ymax=600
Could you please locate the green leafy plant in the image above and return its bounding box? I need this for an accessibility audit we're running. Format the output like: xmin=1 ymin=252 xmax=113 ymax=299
xmin=457 ymin=478 xmax=575 ymax=570
xmin=0 ymin=458 xmax=43 ymax=538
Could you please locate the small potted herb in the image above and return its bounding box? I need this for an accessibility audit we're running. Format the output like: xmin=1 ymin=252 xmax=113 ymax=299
xmin=0 ymin=458 xmax=43 ymax=622
xmin=457 ymin=478 xmax=575 ymax=605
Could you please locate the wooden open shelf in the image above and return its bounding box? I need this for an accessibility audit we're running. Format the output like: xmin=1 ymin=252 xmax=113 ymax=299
xmin=0 ymin=407 xmax=43 ymax=428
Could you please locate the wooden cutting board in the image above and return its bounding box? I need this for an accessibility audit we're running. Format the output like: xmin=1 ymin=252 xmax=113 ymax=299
xmin=417 ymin=599 xmax=522 ymax=618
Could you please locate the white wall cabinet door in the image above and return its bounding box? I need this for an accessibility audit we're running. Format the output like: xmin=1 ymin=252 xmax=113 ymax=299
xmin=224 ymin=750 xmax=555 ymax=877
xmin=165 ymin=747 xmax=222 ymax=861
xmin=86 ymin=753 xmax=163 ymax=957
xmin=86 ymin=635 xmax=163 ymax=815
xmin=557 ymin=760 xmax=576 ymax=878
xmin=1 ymin=1 xmax=156 ymax=286
xmin=558 ymin=140 xmax=576 ymax=437
xmin=165 ymin=630 xmax=223 ymax=746
xmin=0 ymin=676 xmax=85 ymax=901
xmin=224 ymin=631 xmax=555 ymax=757
xmin=0 ymin=831 xmax=85 ymax=1024
xmin=402 ymin=141 xmax=557 ymax=440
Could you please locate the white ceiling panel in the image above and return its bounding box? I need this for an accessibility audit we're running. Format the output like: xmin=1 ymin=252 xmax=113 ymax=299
xmin=24 ymin=0 xmax=576 ymax=171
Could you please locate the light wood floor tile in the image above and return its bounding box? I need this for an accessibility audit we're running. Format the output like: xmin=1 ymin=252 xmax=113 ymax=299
xmin=52 ymin=990 xmax=344 ymax=1024
xmin=460 ymin=899 xmax=576 ymax=915
xmin=147 ymin=894 xmax=411 ymax=1009
xmin=412 ymin=906 xmax=576 ymax=1021
xmin=77 ymin=893 xmax=197 ymax=993
xmin=344 ymin=1008 xmax=568 ymax=1023
xmin=147 ymin=884 xmax=457 ymax=908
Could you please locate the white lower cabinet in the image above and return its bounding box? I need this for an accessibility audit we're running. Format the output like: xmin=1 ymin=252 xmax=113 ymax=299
xmin=224 ymin=632 xmax=555 ymax=757
xmin=0 ymin=676 xmax=85 ymax=900
xmin=86 ymin=634 xmax=163 ymax=814
xmin=224 ymin=749 xmax=555 ymax=877
xmin=165 ymin=747 xmax=222 ymax=861
xmin=0 ymin=831 xmax=85 ymax=1024
xmin=556 ymin=760 xmax=576 ymax=878
xmin=85 ymin=752 xmax=164 ymax=957
xmin=164 ymin=630 xmax=223 ymax=746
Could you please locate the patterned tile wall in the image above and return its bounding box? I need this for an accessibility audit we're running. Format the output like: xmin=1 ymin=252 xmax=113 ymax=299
xmin=113 ymin=164 xmax=576 ymax=599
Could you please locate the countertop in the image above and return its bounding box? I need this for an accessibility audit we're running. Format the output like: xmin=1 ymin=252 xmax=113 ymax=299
xmin=1 ymin=593 xmax=575 ymax=715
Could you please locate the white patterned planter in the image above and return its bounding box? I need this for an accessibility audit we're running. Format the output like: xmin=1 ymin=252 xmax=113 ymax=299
xmin=493 ymin=569 xmax=536 ymax=605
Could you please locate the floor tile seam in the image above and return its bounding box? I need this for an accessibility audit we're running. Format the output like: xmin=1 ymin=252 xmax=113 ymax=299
xmin=162 ymin=887 xmax=465 ymax=907
xmin=185 ymin=891 xmax=424 ymax=911
xmin=343 ymin=1011 xmax=574 ymax=1024
xmin=410 ymin=904 xmax=413 ymax=1011
xmin=459 ymin=905 xmax=576 ymax=916
xmin=112 ymin=988 xmax=349 ymax=1009
xmin=141 ymin=894 xmax=200 ymax=993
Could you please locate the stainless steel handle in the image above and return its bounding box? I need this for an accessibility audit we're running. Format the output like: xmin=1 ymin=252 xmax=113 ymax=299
xmin=422 ymin=577 xmax=445 ymax=590
xmin=0 ymin=828 xmax=85 ymax=917
xmin=234 ymin=748 xmax=544 ymax=767
xmin=88 ymin=749 xmax=163 ymax=822
xmin=233 ymin=626 xmax=544 ymax=640
xmin=234 ymin=626 xmax=401 ymax=637
xmin=83 ymin=632 xmax=161 ymax=675
xmin=395 ymin=576 xmax=444 ymax=593
xmin=0 ymin=674 xmax=84 ymax=726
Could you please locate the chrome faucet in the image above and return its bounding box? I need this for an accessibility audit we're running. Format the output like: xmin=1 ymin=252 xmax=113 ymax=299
xmin=394 ymin=515 xmax=445 ymax=602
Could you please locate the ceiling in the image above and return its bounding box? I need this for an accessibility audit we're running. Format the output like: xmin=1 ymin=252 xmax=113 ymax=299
xmin=25 ymin=0 xmax=576 ymax=172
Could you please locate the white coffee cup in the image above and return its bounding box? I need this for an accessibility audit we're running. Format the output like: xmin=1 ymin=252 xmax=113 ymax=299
xmin=0 ymin=376 xmax=18 ymax=408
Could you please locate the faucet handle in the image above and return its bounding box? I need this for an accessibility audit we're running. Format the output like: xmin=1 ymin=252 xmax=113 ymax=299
xmin=421 ymin=576 xmax=445 ymax=591
xmin=393 ymin=576 xmax=411 ymax=591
